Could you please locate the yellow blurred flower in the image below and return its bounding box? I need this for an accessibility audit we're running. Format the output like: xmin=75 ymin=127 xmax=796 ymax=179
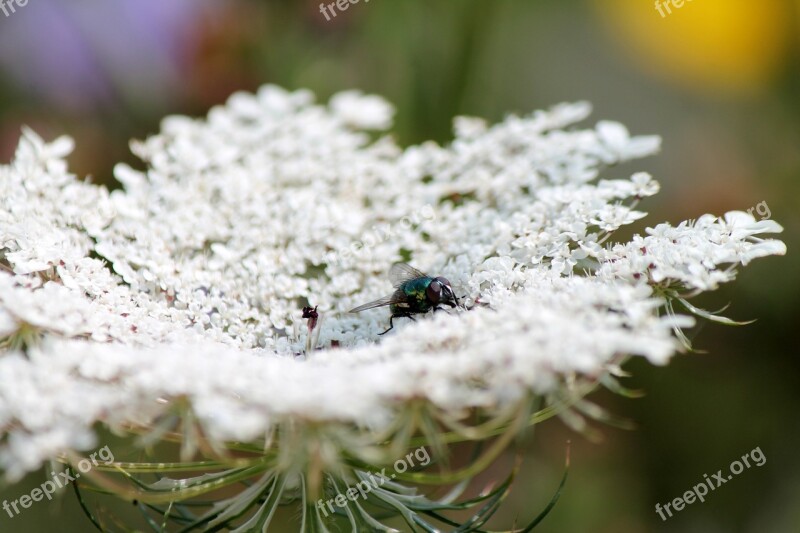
xmin=594 ymin=0 xmax=794 ymax=96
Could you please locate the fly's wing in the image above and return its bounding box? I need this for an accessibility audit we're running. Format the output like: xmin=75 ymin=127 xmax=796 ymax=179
xmin=349 ymin=290 xmax=407 ymax=313
xmin=389 ymin=263 xmax=427 ymax=288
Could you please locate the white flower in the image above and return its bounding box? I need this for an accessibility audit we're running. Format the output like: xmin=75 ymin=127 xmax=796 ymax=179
xmin=329 ymin=90 xmax=394 ymax=130
xmin=0 ymin=85 xmax=785 ymax=484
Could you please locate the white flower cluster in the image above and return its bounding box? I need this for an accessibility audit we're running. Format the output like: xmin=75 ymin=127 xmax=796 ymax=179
xmin=0 ymin=86 xmax=785 ymax=480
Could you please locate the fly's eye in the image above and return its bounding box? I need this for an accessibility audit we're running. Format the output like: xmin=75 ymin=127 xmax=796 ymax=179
xmin=436 ymin=277 xmax=451 ymax=288
xmin=426 ymin=281 xmax=442 ymax=303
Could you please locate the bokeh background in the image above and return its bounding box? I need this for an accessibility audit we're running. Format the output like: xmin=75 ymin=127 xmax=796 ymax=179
xmin=0 ymin=1 xmax=798 ymax=531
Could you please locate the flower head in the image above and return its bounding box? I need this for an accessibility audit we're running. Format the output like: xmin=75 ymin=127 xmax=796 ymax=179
xmin=0 ymin=85 xmax=785 ymax=529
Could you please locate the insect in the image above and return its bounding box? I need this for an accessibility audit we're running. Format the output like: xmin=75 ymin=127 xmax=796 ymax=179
xmin=349 ymin=263 xmax=460 ymax=335
xmin=301 ymin=305 xmax=319 ymax=331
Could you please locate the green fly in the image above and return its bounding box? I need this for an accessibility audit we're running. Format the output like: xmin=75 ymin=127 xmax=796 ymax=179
xmin=349 ymin=263 xmax=460 ymax=335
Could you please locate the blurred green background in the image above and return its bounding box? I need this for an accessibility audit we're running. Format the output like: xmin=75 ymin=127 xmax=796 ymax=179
xmin=0 ymin=0 xmax=797 ymax=531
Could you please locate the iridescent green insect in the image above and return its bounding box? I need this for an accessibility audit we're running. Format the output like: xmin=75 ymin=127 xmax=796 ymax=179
xmin=349 ymin=263 xmax=460 ymax=335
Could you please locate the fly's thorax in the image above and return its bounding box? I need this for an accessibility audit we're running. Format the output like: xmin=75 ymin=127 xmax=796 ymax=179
xmin=399 ymin=277 xmax=434 ymax=314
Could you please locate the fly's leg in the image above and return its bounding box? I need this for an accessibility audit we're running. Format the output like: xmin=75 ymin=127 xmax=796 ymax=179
xmin=378 ymin=315 xmax=395 ymax=336
xmin=379 ymin=313 xmax=413 ymax=335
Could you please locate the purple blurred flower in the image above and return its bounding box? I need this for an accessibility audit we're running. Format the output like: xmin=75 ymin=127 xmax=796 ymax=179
xmin=0 ymin=0 xmax=219 ymax=110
